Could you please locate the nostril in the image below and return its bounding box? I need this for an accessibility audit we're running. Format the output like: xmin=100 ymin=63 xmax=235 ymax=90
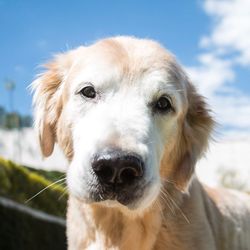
xmin=119 ymin=167 xmax=140 ymax=184
xmin=93 ymin=164 xmax=115 ymax=183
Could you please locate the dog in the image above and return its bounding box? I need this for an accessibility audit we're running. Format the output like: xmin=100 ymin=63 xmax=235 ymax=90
xmin=32 ymin=36 xmax=250 ymax=250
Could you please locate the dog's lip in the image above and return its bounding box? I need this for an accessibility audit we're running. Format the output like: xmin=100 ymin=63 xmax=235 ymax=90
xmin=88 ymin=179 xmax=150 ymax=206
xmin=94 ymin=194 xmax=134 ymax=207
xmin=91 ymin=190 xmax=132 ymax=205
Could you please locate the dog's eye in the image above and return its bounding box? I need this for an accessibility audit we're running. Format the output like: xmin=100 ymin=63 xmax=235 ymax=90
xmin=80 ymin=86 xmax=96 ymax=99
xmin=154 ymin=96 xmax=172 ymax=113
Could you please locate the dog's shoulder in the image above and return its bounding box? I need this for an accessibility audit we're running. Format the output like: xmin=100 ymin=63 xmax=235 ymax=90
xmin=204 ymin=185 xmax=250 ymax=214
xmin=203 ymin=184 xmax=250 ymax=249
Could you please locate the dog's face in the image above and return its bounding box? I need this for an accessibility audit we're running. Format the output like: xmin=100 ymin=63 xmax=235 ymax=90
xmin=32 ymin=37 xmax=213 ymax=212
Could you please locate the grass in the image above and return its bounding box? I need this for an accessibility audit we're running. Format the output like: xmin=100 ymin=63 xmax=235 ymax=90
xmin=0 ymin=157 xmax=68 ymax=217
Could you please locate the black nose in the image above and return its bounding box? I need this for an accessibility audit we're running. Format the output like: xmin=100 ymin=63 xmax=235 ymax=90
xmin=92 ymin=150 xmax=144 ymax=186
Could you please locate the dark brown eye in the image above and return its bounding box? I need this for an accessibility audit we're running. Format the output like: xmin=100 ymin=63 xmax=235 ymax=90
xmin=154 ymin=96 xmax=172 ymax=113
xmin=80 ymin=86 xmax=96 ymax=99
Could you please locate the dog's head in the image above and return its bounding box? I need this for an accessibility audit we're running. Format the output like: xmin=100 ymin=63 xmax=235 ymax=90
xmin=32 ymin=37 xmax=214 ymax=212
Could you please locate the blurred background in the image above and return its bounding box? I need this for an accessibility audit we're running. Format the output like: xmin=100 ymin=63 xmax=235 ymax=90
xmin=0 ymin=0 xmax=250 ymax=249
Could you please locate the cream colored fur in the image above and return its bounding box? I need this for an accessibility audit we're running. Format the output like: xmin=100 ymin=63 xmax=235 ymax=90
xmin=32 ymin=36 xmax=250 ymax=250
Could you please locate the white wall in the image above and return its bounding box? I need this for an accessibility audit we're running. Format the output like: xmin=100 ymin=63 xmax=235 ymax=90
xmin=1 ymin=128 xmax=249 ymax=190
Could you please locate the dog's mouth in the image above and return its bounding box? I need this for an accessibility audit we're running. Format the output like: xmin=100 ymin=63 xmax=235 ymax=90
xmin=89 ymin=181 xmax=147 ymax=207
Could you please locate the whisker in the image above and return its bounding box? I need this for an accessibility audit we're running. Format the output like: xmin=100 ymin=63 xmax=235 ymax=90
xmin=160 ymin=190 xmax=175 ymax=215
xmin=164 ymin=189 xmax=190 ymax=224
xmin=160 ymin=177 xmax=176 ymax=185
xmin=155 ymin=199 xmax=165 ymax=221
xmin=58 ymin=187 xmax=68 ymax=201
xmin=145 ymin=139 xmax=156 ymax=145
xmin=25 ymin=177 xmax=67 ymax=203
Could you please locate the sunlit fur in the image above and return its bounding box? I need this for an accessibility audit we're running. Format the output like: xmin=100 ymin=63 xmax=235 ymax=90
xmin=32 ymin=36 xmax=250 ymax=250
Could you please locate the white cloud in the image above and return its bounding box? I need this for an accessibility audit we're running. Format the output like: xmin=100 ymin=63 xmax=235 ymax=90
xmin=212 ymin=95 xmax=250 ymax=129
xmin=201 ymin=0 xmax=250 ymax=65
xmin=185 ymin=53 xmax=234 ymax=97
xmin=186 ymin=0 xmax=250 ymax=133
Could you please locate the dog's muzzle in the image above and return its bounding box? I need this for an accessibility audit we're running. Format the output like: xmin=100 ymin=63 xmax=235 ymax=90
xmin=91 ymin=149 xmax=145 ymax=205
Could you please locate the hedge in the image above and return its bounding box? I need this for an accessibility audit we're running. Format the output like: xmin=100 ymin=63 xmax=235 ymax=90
xmin=0 ymin=157 xmax=68 ymax=217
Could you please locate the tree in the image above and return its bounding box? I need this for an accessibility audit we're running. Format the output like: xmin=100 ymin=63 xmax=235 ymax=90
xmin=0 ymin=107 xmax=6 ymax=127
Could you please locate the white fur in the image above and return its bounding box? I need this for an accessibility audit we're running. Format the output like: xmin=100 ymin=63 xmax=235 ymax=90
xmin=65 ymin=59 xmax=184 ymax=210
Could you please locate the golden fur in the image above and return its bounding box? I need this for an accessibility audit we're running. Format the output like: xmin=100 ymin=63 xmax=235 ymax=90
xmin=32 ymin=36 xmax=250 ymax=250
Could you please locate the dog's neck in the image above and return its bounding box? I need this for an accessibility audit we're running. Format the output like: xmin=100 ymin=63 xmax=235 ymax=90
xmin=66 ymin=183 xmax=190 ymax=250
xmin=67 ymin=196 xmax=163 ymax=250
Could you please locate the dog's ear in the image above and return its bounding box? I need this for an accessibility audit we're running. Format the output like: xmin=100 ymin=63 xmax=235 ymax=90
xmin=172 ymin=81 xmax=214 ymax=191
xmin=31 ymin=53 xmax=72 ymax=157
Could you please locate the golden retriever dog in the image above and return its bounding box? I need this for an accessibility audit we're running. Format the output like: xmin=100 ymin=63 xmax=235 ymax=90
xmin=32 ymin=36 xmax=250 ymax=250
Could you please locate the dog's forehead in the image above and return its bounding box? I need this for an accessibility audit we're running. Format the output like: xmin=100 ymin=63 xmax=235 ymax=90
xmin=68 ymin=37 xmax=186 ymax=96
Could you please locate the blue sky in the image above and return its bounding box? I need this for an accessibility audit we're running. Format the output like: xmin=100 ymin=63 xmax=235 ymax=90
xmin=0 ymin=0 xmax=250 ymax=134
xmin=0 ymin=0 xmax=209 ymax=113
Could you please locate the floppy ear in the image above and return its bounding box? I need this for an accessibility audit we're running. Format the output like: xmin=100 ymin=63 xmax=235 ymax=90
xmin=31 ymin=54 xmax=71 ymax=157
xmin=172 ymin=81 xmax=214 ymax=191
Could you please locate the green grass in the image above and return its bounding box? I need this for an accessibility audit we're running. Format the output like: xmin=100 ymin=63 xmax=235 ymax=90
xmin=25 ymin=166 xmax=66 ymax=184
xmin=0 ymin=157 xmax=68 ymax=217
